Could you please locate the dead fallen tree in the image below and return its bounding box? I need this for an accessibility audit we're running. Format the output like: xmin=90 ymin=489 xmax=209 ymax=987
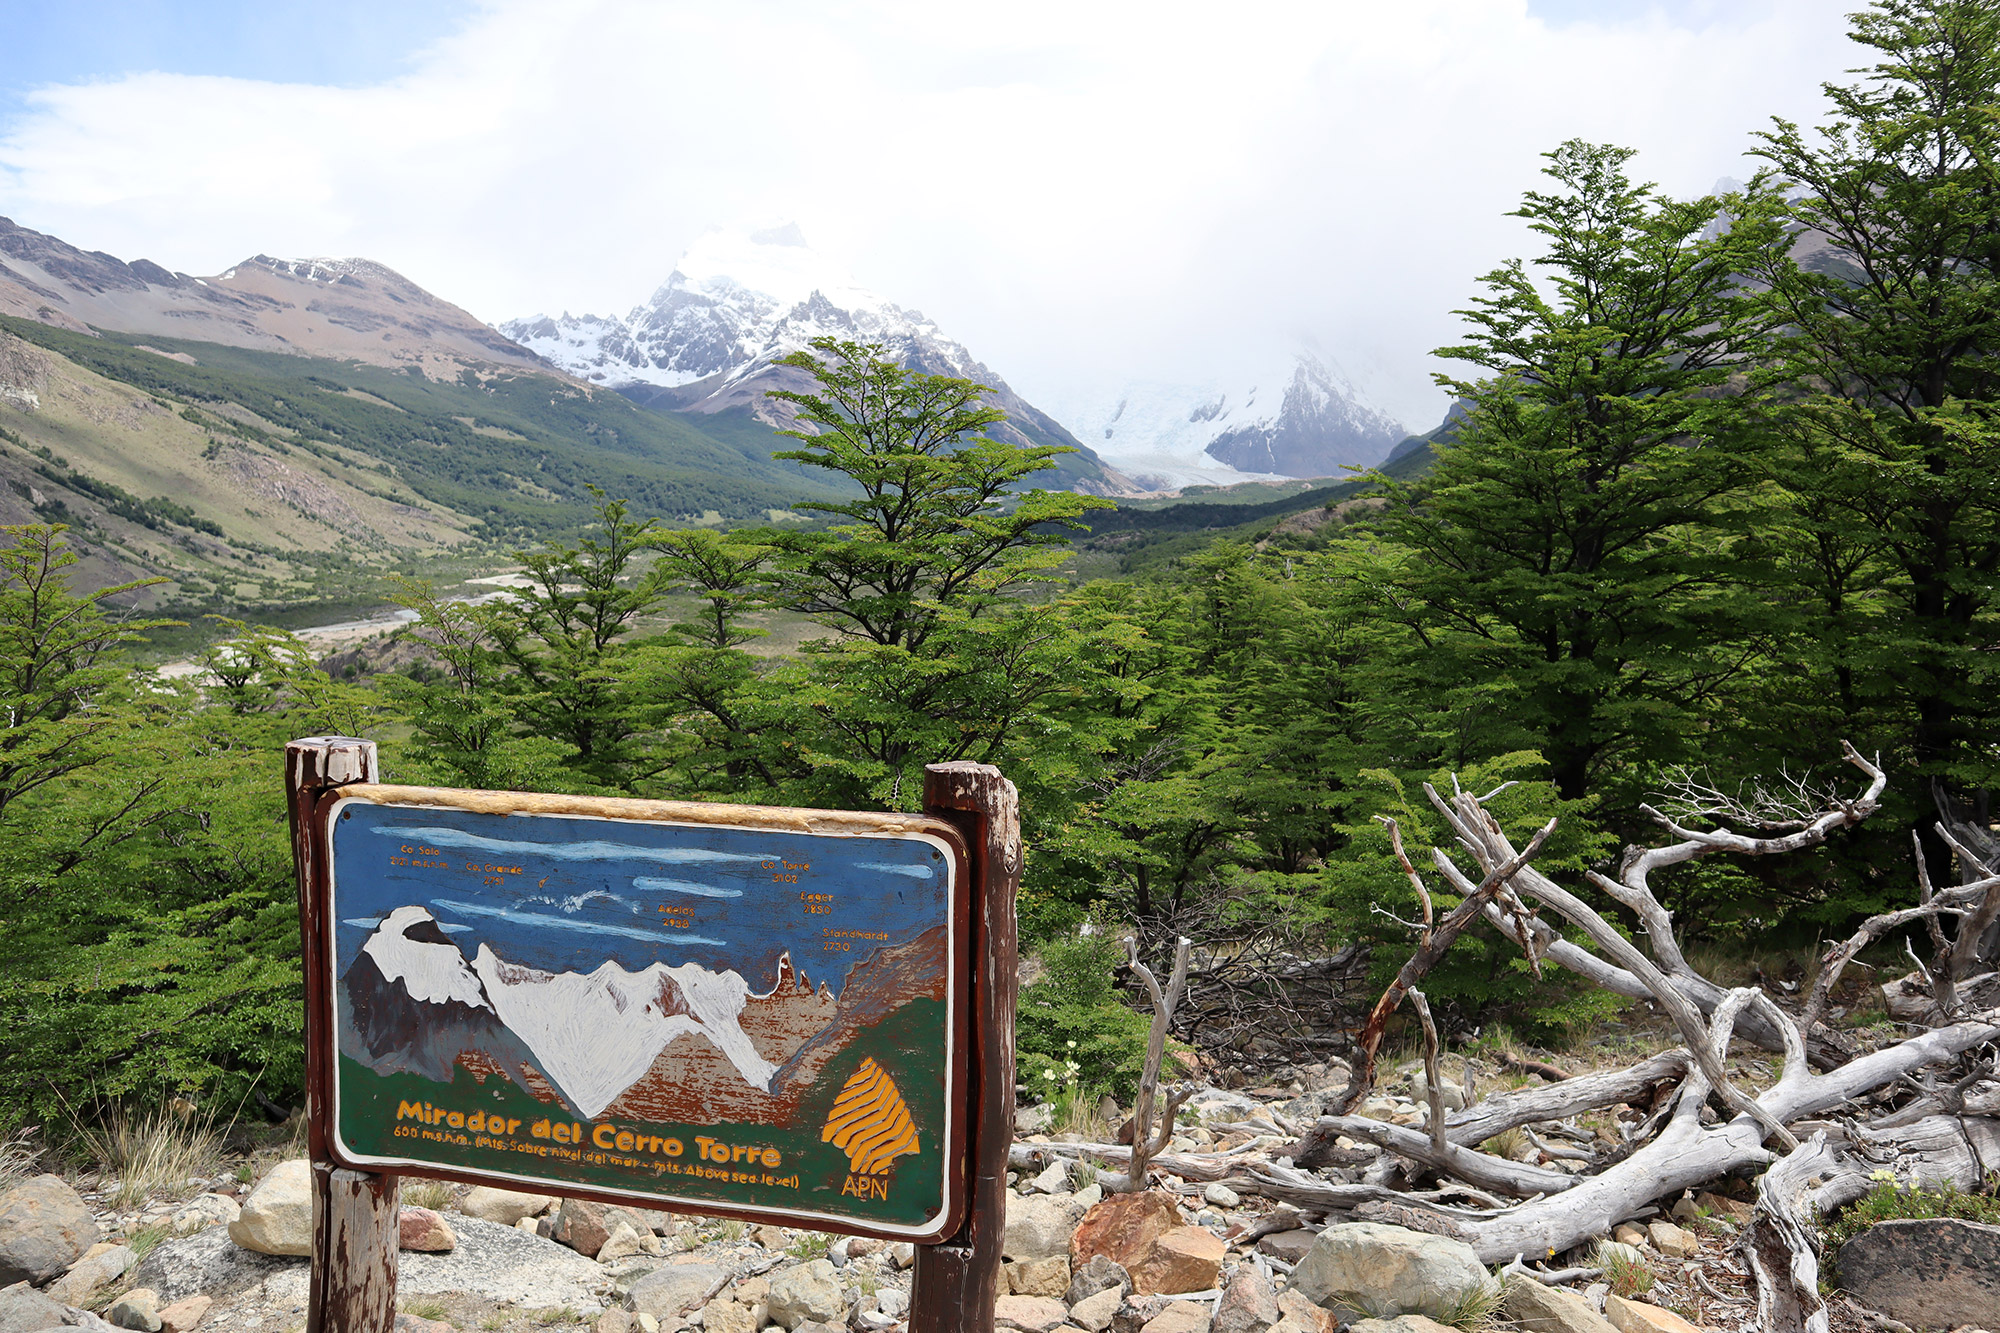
xmin=1011 ymin=745 xmax=2000 ymax=1333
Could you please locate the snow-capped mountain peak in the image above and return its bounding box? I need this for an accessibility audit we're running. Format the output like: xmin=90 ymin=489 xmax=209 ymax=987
xmin=361 ymin=906 xmax=492 ymax=1011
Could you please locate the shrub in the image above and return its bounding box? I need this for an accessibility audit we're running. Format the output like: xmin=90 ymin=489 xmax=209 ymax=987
xmin=1015 ymin=930 xmax=1155 ymax=1102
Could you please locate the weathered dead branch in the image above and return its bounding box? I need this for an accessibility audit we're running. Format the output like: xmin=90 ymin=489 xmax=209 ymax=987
xmin=1120 ymin=934 xmax=1192 ymax=1192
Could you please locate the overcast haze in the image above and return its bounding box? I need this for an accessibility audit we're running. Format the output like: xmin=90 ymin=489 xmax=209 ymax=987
xmin=0 ymin=0 xmax=1859 ymax=431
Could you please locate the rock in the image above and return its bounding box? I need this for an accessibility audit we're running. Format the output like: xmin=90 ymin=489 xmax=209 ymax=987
xmin=461 ymin=1187 xmax=557 ymax=1226
xmin=1594 ymin=1241 xmax=1644 ymax=1270
xmin=596 ymin=1220 xmax=645 ymax=1264
xmin=766 ymin=1259 xmax=845 ymax=1329
xmin=0 ymin=1281 xmax=72 ymax=1333
xmin=395 ymin=1317 xmax=453 ymax=1333
xmin=1032 ymin=1161 xmax=1075 ymax=1194
xmin=1285 ymin=1222 xmax=1498 ymax=1323
xmin=228 ymin=1159 xmax=313 ymax=1257
xmin=630 ymin=1263 xmax=728 ymax=1320
xmin=156 ymin=1295 xmax=211 ymax=1333
xmin=554 ymin=1197 xmax=652 ymax=1259
xmin=702 ymin=1299 xmax=758 ymax=1333
xmin=48 ymin=1243 xmax=135 ymax=1305
xmin=1071 ymin=1288 xmax=1125 ymax=1332
xmin=1130 ymin=1228 xmax=1225 ymax=1296
xmin=1070 ymin=1255 xmax=1133 ymax=1305
xmin=1009 ymin=1193 xmax=1088 ymax=1262
xmin=1074 ymin=1184 xmax=1104 ymax=1211
xmin=890 ymin=1242 xmax=915 ymax=1269
xmin=398 ymin=1215 xmax=609 ymax=1310
xmin=1139 ymin=1301 xmax=1211 ymax=1333
xmin=1645 ymin=1221 xmax=1696 ymax=1259
xmin=108 ymin=1288 xmax=163 ymax=1332
xmin=1694 ymin=1192 xmax=1751 ymax=1223
xmin=0 ymin=1174 xmax=101 ymax=1285
xmin=129 ymin=1224 xmax=301 ymax=1303
xmin=1010 ymin=1255 xmax=1071 ymax=1297
xmin=754 ymin=1225 xmax=789 ymax=1249
xmin=397 ymin=1206 xmax=457 ymax=1252
xmin=1071 ymin=1193 xmax=1182 ymax=1272
xmin=515 ymin=1217 xmax=540 ymax=1233
xmin=594 ymin=1311 xmax=631 ymax=1333
xmin=1837 ymin=1217 xmax=2000 ymax=1330
xmin=849 ymin=1238 xmax=884 ymax=1260
xmin=1612 ymin=1224 xmax=1647 ymax=1249
xmin=1603 ymin=1294 xmax=1702 ymax=1333
xmin=1213 ymin=1266 xmax=1281 ymax=1333
xmin=1275 ymin=1291 xmax=1335 ymax=1333
xmin=1256 ymin=1231 xmax=1316 ymax=1266
xmin=1505 ymin=1279 xmax=1618 ymax=1333
xmin=168 ymin=1195 xmax=239 ymax=1233
xmin=996 ymin=1295 xmax=1072 ymax=1333
xmin=1111 ymin=1294 xmax=1173 ymax=1333
xmin=1346 ymin=1319 xmax=1458 ymax=1333
xmin=1018 ymin=1104 xmax=1056 ymax=1135
xmin=1203 ymin=1184 xmax=1240 ymax=1209
xmin=877 ymin=1287 xmax=909 ymax=1319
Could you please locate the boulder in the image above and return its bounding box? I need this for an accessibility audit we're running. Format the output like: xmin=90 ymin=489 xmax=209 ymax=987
xmin=766 ymin=1259 xmax=846 ymax=1330
xmin=0 ymin=1281 xmax=72 ymax=1333
xmin=47 ymin=1243 xmax=135 ymax=1305
xmin=397 ymin=1215 xmax=608 ymax=1310
xmin=1008 ymin=1193 xmax=1088 ymax=1262
xmin=1213 ymin=1266 xmax=1281 ymax=1333
xmin=168 ymin=1195 xmax=239 ymax=1233
xmin=108 ymin=1288 xmax=162 ymax=1332
xmin=1139 ymin=1301 xmax=1211 ymax=1333
xmin=1503 ymin=1280 xmax=1617 ymax=1333
xmin=996 ymin=1295 xmax=1071 ymax=1333
xmin=628 ymin=1263 xmax=728 ymax=1320
xmin=1603 ymin=1295 xmax=1702 ymax=1333
xmin=156 ymin=1295 xmax=211 ymax=1333
xmin=397 ymin=1207 xmax=456 ymax=1252
xmin=460 ymin=1187 xmax=556 ymax=1226
xmin=1836 ymin=1217 xmax=2000 ymax=1330
xmin=1009 ymin=1255 xmax=1071 ymax=1297
xmin=228 ymin=1160 xmax=313 ymax=1257
xmin=1285 ymin=1222 xmax=1498 ymax=1323
xmin=1069 ymin=1255 xmax=1133 ymax=1305
xmin=1070 ymin=1288 xmax=1124 ymax=1332
xmin=129 ymin=1224 xmax=301 ymax=1303
xmin=0 ymin=1174 xmax=101 ymax=1285
xmin=1129 ymin=1228 xmax=1224 ymax=1296
xmin=1071 ymin=1193 xmax=1182 ymax=1271
xmin=554 ymin=1197 xmax=651 ymax=1259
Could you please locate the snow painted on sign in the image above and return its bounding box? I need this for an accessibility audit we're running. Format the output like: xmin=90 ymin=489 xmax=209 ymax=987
xmin=362 ymin=906 xmax=493 ymax=1010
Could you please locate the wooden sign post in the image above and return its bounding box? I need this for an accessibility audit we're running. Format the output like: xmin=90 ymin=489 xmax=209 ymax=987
xmin=286 ymin=738 xmax=1018 ymax=1333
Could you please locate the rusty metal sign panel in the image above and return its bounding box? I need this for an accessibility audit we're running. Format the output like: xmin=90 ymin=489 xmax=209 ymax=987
xmin=309 ymin=787 xmax=969 ymax=1241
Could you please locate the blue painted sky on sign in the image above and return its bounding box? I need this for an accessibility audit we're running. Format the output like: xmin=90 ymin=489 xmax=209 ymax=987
xmin=329 ymin=803 xmax=949 ymax=994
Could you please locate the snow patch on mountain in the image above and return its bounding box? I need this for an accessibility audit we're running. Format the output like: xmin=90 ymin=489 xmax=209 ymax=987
xmin=471 ymin=944 xmax=779 ymax=1119
xmin=362 ymin=906 xmax=493 ymax=1011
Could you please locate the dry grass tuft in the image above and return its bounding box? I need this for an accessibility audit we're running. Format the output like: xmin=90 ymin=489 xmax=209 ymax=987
xmin=402 ymin=1177 xmax=455 ymax=1211
xmin=73 ymin=1101 xmax=232 ymax=1209
xmin=0 ymin=1126 xmax=40 ymax=1193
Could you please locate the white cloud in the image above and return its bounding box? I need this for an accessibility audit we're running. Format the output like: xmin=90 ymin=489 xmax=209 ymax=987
xmin=0 ymin=0 xmax=1856 ymax=430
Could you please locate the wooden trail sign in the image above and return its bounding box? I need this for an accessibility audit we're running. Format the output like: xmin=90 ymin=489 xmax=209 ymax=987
xmin=288 ymin=738 xmax=1019 ymax=1333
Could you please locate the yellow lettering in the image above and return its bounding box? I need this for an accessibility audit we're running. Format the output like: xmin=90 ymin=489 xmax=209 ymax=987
xmin=396 ymin=1101 xmax=425 ymax=1122
xmin=593 ymin=1123 xmax=617 ymax=1149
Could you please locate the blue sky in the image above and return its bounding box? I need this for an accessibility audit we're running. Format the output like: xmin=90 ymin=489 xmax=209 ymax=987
xmin=329 ymin=802 xmax=951 ymax=991
xmin=0 ymin=0 xmax=1853 ymax=431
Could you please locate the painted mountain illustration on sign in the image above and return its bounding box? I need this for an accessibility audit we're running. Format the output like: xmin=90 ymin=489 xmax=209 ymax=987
xmin=339 ymin=905 xmax=941 ymax=1125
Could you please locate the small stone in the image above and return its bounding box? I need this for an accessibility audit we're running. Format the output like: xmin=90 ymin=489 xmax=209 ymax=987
xmin=157 ymin=1295 xmax=213 ymax=1333
xmin=1695 ymin=1192 xmax=1751 ymax=1223
xmin=397 ymin=1206 xmax=456 ymax=1252
xmin=755 ymin=1225 xmax=789 ymax=1249
xmin=767 ymin=1258 xmax=847 ymax=1329
xmin=996 ymin=1294 xmax=1072 ymax=1333
xmin=169 ymin=1195 xmax=239 ymax=1233
xmin=1074 ymin=1184 xmax=1104 ymax=1210
xmin=227 ymin=1160 xmax=313 ymax=1257
xmin=1139 ymin=1301 xmax=1211 ymax=1333
xmin=461 ymin=1186 xmax=557 ymax=1226
xmin=1202 ymin=1184 xmax=1240 ymax=1209
xmin=636 ymin=1315 xmax=661 ymax=1333
xmin=515 ymin=1216 xmax=540 ymax=1232
xmin=1504 ymin=1279 xmax=1618 ymax=1333
xmin=891 ymin=1242 xmax=916 ymax=1269
xmin=1595 ymin=1241 xmax=1645 ymax=1270
xmin=109 ymin=1287 xmax=164 ymax=1332
xmin=1213 ymin=1266 xmax=1281 ymax=1333
xmin=876 ymin=1287 xmax=910 ymax=1319
xmin=1130 ymin=1228 xmax=1224 ymax=1296
xmin=47 ymin=1242 xmax=136 ymax=1304
xmin=1275 ymin=1291 xmax=1336 ymax=1333
xmin=598 ymin=1220 xmax=646 ymax=1264
xmin=850 ymin=1237 xmax=885 ymax=1260
xmin=701 ymin=1298 xmax=758 ymax=1333
xmin=594 ymin=1312 xmax=633 ymax=1333
xmin=1255 ymin=1231 xmax=1316 ymax=1266
xmin=629 ymin=1263 xmax=727 ymax=1320
xmin=1069 ymin=1255 xmax=1133 ymax=1305
xmin=1033 ymin=1161 xmax=1075 ymax=1194
xmin=1011 ymin=1193 xmax=1089 ymax=1262
xmin=1604 ymin=1294 xmax=1703 ymax=1333
xmin=1612 ymin=1224 xmax=1647 ymax=1249
xmin=1646 ymin=1221 xmax=1696 ymax=1259
xmin=1011 ymin=1255 xmax=1072 ymax=1298
xmin=1070 ymin=1288 xmax=1124 ymax=1333
xmin=1345 ymin=1320 xmax=1458 ymax=1333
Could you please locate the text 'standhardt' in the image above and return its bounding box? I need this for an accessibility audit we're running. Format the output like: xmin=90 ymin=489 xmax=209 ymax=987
xmin=323 ymin=799 xmax=959 ymax=1233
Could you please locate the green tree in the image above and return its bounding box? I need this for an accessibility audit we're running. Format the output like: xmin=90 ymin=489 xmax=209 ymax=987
xmin=1753 ymin=0 xmax=2000 ymax=811
xmin=1351 ymin=141 xmax=1788 ymax=809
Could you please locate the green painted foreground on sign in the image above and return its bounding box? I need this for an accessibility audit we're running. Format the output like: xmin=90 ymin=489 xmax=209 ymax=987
xmin=316 ymin=787 xmax=968 ymax=1240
